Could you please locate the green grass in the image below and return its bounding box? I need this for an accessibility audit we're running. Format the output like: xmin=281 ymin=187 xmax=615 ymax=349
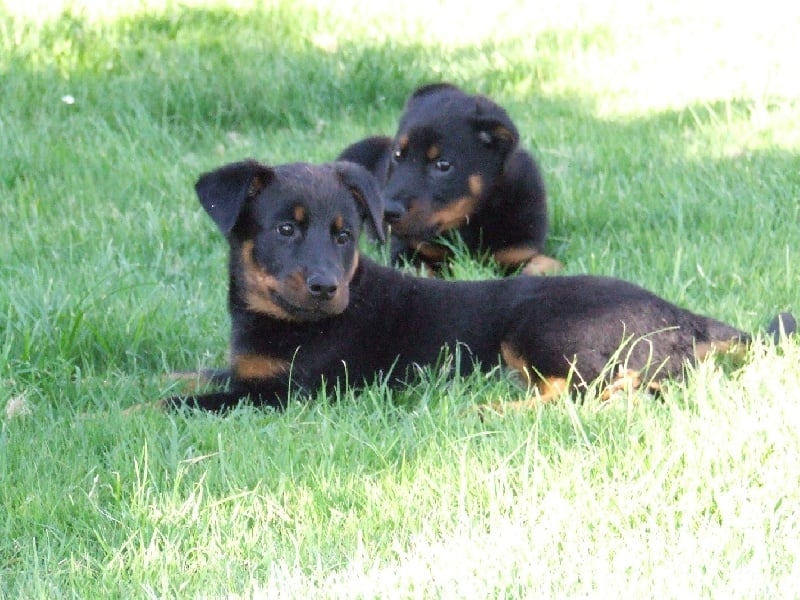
xmin=2 ymin=0 xmax=799 ymax=596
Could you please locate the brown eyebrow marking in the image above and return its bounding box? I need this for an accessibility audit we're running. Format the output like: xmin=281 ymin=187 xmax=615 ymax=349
xmin=293 ymin=205 xmax=307 ymax=223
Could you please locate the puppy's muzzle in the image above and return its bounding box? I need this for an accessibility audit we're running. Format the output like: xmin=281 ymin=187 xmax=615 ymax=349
xmin=383 ymin=198 xmax=406 ymax=225
xmin=306 ymin=273 xmax=339 ymax=301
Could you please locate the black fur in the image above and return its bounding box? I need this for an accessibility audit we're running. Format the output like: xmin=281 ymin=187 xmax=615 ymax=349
xmin=163 ymin=160 xmax=794 ymax=412
xmin=338 ymin=83 xmax=554 ymax=274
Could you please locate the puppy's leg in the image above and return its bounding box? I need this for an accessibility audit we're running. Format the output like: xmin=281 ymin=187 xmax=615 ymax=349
xmin=475 ymin=342 xmax=570 ymax=414
xmin=492 ymin=245 xmax=562 ymax=276
xmin=521 ymin=254 xmax=563 ymax=276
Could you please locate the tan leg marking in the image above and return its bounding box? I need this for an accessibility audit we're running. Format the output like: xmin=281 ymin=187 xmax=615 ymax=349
xmin=600 ymin=368 xmax=642 ymax=401
xmin=694 ymin=339 xmax=747 ymax=363
xmin=522 ymin=254 xmax=563 ymax=276
xmin=493 ymin=245 xmax=539 ymax=268
xmin=233 ymin=354 xmax=290 ymax=381
xmin=493 ymin=246 xmax=562 ymax=275
xmin=479 ymin=377 xmax=569 ymax=416
xmin=482 ymin=342 xmax=570 ymax=414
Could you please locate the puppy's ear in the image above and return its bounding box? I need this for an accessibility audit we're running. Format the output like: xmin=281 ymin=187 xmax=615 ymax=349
xmin=471 ymin=97 xmax=520 ymax=157
xmin=409 ymin=81 xmax=459 ymax=101
xmin=334 ymin=161 xmax=386 ymax=243
xmin=194 ymin=160 xmax=273 ymax=235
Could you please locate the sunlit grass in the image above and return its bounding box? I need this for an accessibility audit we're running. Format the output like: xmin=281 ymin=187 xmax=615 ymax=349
xmin=1 ymin=0 xmax=798 ymax=596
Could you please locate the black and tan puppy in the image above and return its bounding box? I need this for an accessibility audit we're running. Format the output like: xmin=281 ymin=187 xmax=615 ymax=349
xmin=338 ymin=83 xmax=560 ymax=275
xmin=163 ymin=160 xmax=794 ymax=412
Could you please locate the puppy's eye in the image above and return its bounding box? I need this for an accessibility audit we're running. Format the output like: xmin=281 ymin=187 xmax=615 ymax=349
xmin=434 ymin=159 xmax=451 ymax=172
xmin=393 ymin=148 xmax=406 ymax=161
xmin=277 ymin=223 xmax=295 ymax=237
xmin=334 ymin=230 xmax=352 ymax=245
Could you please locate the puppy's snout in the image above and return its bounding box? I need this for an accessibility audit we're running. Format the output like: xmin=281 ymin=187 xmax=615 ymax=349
xmin=384 ymin=199 xmax=407 ymax=224
xmin=307 ymin=274 xmax=339 ymax=300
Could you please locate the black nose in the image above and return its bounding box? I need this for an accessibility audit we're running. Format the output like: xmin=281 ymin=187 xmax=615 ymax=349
xmin=384 ymin=199 xmax=406 ymax=224
xmin=307 ymin=274 xmax=338 ymax=300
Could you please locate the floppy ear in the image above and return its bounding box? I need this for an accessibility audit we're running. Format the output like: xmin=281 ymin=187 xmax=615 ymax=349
xmin=471 ymin=97 xmax=520 ymax=157
xmin=194 ymin=160 xmax=273 ymax=235
xmin=334 ymin=161 xmax=386 ymax=243
xmin=408 ymin=81 xmax=459 ymax=102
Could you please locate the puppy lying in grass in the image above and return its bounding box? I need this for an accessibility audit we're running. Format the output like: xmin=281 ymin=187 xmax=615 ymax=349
xmin=338 ymin=83 xmax=560 ymax=276
xmin=158 ymin=159 xmax=795 ymax=412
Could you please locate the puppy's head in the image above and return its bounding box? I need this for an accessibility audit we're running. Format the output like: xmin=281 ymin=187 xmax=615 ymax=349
xmin=382 ymin=83 xmax=519 ymax=245
xmin=195 ymin=160 xmax=384 ymax=322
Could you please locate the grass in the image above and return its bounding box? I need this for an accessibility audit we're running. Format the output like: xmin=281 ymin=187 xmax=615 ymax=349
xmin=1 ymin=0 xmax=799 ymax=596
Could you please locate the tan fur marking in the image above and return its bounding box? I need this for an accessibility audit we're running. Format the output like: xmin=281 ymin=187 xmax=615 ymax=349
xmin=522 ymin=254 xmax=563 ymax=276
xmin=500 ymin=341 xmax=531 ymax=385
xmin=600 ymin=369 xmax=642 ymax=401
xmin=293 ymin=205 xmax=306 ymax=224
xmin=479 ymin=376 xmax=569 ymax=416
xmin=468 ymin=174 xmax=483 ymax=197
xmin=240 ymin=240 xmax=293 ymax=320
xmin=426 ymin=144 xmax=441 ymax=160
xmin=493 ymin=245 xmax=540 ymax=268
xmin=491 ymin=342 xmax=570 ymax=413
xmin=333 ymin=215 xmax=344 ymax=231
xmin=233 ymin=354 xmax=289 ymax=381
xmin=430 ymin=196 xmax=478 ymax=232
xmin=694 ymin=339 xmax=747 ymax=363
xmin=494 ymin=247 xmax=562 ymax=275
xmin=347 ymin=252 xmax=360 ymax=281
xmin=398 ymin=135 xmax=409 ymax=151
xmin=414 ymin=241 xmax=450 ymax=262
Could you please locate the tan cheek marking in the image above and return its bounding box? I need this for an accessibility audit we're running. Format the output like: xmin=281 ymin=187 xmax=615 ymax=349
xmin=240 ymin=240 xmax=294 ymax=320
xmin=429 ymin=196 xmax=478 ymax=232
xmin=468 ymin=174 xmax=483 ymax=197
xmin=347 ymin=252 xmax=360 ymax=282
xmin=426 ymin=144 xmax=441 ymax=160
xmin=233 ymin=354 xmax=290 ymax=380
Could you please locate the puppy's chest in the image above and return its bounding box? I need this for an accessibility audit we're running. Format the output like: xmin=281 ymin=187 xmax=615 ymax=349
xmin=231 ymin=313 xmax=373 ymax=376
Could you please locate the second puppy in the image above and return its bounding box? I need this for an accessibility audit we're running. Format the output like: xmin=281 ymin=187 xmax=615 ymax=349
xmin=338 ymin=83 xmax=560 ymax=275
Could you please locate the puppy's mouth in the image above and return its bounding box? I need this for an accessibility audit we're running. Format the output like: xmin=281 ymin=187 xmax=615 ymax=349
xmin=269 ymin=289 xmax=347 ymax=321
xmin=390 ymin=196 xmax=477 ymax=242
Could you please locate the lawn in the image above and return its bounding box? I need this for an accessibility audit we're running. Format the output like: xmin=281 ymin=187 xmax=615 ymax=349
xmin=1 ymin=0 xmax=799 ymax=596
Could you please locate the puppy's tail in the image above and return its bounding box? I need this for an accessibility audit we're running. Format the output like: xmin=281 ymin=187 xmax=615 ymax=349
xmin=766 ymin=312 xmax=797 ymax=344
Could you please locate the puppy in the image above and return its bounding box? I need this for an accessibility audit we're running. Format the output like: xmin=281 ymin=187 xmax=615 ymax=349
xmin=162 ymin=159 xmax=794 ymax=411
xmin=338 ymin=83 xmax=560 ymax=275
